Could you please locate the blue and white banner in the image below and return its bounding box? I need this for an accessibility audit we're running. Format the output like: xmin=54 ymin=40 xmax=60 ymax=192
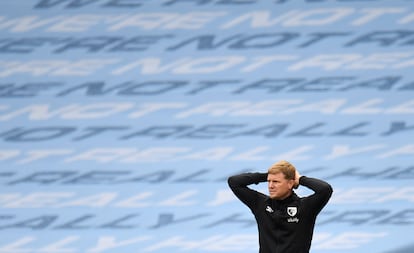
xmin=0 ymin=0 xmax=413 ymax=252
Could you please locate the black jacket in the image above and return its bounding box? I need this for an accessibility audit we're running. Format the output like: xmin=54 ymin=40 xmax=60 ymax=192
xmin=228 ymin=173 xmax=332 ymax=253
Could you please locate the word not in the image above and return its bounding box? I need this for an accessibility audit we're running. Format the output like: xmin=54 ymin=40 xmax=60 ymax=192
xmin=0 ymin=209 xmax=412 ymax=230
xmin=1 ymin=52 xmax=414 ymax=77
xmin=0 ymin=100 xmax=413 ymax=122
xmin=0 ymin=166 xmax=413 ymax=185
xmin=2 ymin=8 xmax=414 ymax=33
xmin=0 ymin=187 xmax=413 ymax=209
xmin=2 ymin=31 xmax=414 ymax=54
xmin=0 ymin=144 xmax=412 ymax=164
xmin=0 ymin=121 xmax=412 ymax=142
xmin=1 ymin=76 xmax=412 ymax=98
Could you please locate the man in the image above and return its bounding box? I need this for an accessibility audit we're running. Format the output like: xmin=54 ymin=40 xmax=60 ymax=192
xmin=228 ymin=160 xmax=333 ymax=253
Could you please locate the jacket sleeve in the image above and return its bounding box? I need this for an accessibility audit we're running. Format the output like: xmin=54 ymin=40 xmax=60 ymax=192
xmin=299 ymin=176 xmax=333 ymax=214
xmin=228 ymin=172 xmax=268 ymax=210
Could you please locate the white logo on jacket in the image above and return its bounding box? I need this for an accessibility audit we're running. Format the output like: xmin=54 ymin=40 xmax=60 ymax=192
xmin=266 ymin=206 xmax=274 ymax=213
xmin=287 ymin=206 xmax=297 ymax=217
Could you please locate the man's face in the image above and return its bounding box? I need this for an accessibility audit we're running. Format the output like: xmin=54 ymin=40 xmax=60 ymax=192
xmin=267 ymin=172 xmax=294 ymax=200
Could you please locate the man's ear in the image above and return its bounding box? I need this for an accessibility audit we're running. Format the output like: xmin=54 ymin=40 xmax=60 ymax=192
xmin=289 ymin=179 xmax=295 ymax=190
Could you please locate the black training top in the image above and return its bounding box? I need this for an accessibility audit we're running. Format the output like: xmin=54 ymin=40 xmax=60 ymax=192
xmin=228 ymin=173 xmax=333 ymax=253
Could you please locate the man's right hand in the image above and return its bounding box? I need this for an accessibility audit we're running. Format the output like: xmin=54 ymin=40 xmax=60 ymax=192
xmin=294 ymin=170 xmax=301 ymax=189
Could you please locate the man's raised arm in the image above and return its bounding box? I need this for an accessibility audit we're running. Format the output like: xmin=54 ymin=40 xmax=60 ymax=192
xmin=228 ymin=172 xmax=267 ymax=208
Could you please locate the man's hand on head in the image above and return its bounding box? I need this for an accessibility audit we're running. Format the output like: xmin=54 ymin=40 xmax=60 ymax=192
xmin=294 ymin=170 xmax=301 ymax=189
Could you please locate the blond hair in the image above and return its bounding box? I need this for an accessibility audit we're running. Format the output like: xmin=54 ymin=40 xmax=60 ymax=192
xmin=268 ymin=160 xmax=296 ymax=180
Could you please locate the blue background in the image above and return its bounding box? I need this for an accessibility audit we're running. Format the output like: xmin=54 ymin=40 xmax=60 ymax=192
xmin=0 ymin=0 xmax=413 ymax=252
